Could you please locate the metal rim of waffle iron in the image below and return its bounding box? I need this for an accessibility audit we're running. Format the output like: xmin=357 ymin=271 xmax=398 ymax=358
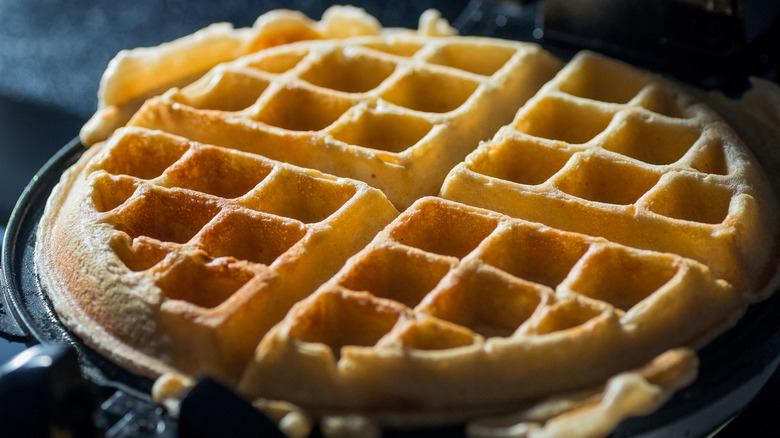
xmin=2 ymin=138 xmax=780 ymax=437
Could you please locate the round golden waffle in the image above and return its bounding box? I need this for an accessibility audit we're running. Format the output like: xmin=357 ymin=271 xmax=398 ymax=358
xmin=35 ymin=6 xmax=780 ymax=438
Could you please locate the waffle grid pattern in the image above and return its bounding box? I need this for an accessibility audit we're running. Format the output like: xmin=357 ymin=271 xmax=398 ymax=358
xmin=125 ymin=35 xmax=563 ymax=208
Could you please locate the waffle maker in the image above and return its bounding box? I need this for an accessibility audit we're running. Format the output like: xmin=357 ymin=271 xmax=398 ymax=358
xmin=1 ymin=1 xmax=779 ymax=436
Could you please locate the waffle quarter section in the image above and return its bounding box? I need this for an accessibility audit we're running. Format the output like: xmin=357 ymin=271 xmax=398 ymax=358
xmin=125 ymin=35 xmax=563 ymax=209
xmin=239 ymin=197 xmax=740 ymax=422
xmin=442 ymin=51 xmax=779 ymax=294
xmin=36 ymin=126 xmax=399 ymax=382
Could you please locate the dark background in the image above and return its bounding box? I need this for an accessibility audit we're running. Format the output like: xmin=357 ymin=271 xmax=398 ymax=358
xmin=0 ymin=0 xmax=778 ymax=436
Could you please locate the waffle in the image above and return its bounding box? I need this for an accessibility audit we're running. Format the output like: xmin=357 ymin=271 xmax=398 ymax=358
xmin=34 ymin=6 xmax=780 ymax=438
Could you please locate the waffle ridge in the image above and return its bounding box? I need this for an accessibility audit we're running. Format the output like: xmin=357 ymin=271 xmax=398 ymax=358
xmin=34 ymin=7 xmax=780 ymax=438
